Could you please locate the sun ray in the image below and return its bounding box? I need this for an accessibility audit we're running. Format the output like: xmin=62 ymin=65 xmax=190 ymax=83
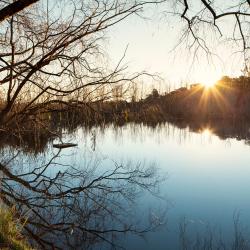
xmin=210 ymin=86 xmax=233 ymax=115
xmin=183 ymin=84 xmax=203 ymax=101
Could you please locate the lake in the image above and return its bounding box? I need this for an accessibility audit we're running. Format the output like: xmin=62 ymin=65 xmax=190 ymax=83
xmin=2 ymin=121 xmax=250 ymax=249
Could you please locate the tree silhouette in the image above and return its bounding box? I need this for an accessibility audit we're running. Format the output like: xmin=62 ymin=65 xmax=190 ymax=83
xmin=0 ymin=0 xmax=159 ymax=126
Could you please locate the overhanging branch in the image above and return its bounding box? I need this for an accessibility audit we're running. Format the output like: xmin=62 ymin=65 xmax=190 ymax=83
xmin=0 ymin=0 xmax=39 ymax=23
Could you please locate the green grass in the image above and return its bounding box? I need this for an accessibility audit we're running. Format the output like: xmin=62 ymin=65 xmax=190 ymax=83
xmin=0 ymin=207 xmax=33 ymax=250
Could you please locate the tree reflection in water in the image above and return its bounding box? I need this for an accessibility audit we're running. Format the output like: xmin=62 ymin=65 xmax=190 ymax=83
xmin=179 ymin=213 xmax=250 ymax=250
xmin=0 ymin=145 xmax=165 ymax=249
xmin=2 ymin=118 xmax=250 ymax=249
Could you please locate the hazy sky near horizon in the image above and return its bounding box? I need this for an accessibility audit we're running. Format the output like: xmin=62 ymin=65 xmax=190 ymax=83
xmin=105 ymin=3 xmax=246 ymax=89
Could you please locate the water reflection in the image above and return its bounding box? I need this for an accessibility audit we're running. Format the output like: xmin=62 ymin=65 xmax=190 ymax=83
xmin=2 ymin=117 xmax=250 ymax=154
xmin=0 ymin=146 xmax=165 ymax=249
xmin=1 ymin=119 xmax=250 ymax=249
xmin=179 ymin=214 xmax=250 ymax=250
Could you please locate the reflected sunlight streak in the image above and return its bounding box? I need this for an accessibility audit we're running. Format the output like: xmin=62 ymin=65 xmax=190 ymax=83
xmin=201 ymin=128 xmax=213 ymax=136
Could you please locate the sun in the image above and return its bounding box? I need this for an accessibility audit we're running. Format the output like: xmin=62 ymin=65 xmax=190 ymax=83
xmin=194 ymin=70 xmax=219 ymax=89
xmin=202 ymin=81 xmax=216 ymax=89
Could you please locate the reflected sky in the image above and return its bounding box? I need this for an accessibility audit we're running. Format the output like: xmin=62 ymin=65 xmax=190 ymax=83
xmin=3 ymin=122 xmax=250 ymax=249
xmin=55 ymin=123 xmax=250 ymax=249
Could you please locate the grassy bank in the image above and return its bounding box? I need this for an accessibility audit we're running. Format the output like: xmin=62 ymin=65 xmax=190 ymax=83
xmin=0 ymin=207 xmax=32 ymax=250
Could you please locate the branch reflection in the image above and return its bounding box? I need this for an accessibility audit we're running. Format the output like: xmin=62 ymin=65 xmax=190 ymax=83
xmin=0 ymin=147 xmax=165 ymax=249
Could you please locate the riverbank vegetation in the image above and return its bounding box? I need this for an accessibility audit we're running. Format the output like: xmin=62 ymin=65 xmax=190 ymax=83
xmin=0 ymin=207 xmax=32 ymax=250
xmin=2 ymin=75 xmax=250 ymax=153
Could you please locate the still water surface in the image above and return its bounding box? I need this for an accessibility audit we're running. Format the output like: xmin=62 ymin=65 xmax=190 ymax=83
xmin=3 ymin=122 xmax=250 ymax=249
xmin=53 ymin=123 xmax=250 ymax=249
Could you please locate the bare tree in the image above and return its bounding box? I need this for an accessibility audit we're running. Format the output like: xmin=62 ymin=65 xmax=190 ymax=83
xmin=0 ymin=0 xmax=159 ymax=126
xmin=1 ymin=0 xmax=249 ymax=128
xmin=0 ymin=3 xmax=167 ymax=247
xmin=169 ymin=1 xmax=250 ymax=68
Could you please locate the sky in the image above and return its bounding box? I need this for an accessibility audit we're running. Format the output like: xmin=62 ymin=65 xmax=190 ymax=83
xmin=105 ymin=3 xmax=246 ymax=91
